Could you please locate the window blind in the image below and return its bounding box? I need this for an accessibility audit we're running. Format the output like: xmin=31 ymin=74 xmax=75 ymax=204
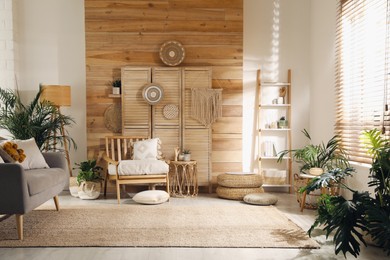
xmin=335 ymin=0 xmax=390 ymax=163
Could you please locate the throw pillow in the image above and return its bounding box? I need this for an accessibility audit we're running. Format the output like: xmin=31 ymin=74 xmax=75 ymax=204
xmin=132 ymin=190 xmax=170 ymax=205
xmin=0 ymin=141 xmax=26 ymax=163
xmin=13 ymin=138 xmax=49 ymax=169
xmin=243 ymin=193 xmax=278 ymax=206
xmin=0 ymin=146 xmax=15 ymax=162
xmin=133 ymin=138 xmax=159 ymax=160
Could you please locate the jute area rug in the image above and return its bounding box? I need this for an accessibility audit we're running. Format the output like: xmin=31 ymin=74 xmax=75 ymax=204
xmin=0 ymin=203 xmax=319 ymax=248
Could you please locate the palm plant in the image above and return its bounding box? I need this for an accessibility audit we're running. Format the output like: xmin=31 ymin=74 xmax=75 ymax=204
xmin=0 ymin=88 xmax=76 ymax=151
xmin=302 ymin=128 xmax=390 ymax=258
xmin=277 ymin=129 xmax=349 ymax=173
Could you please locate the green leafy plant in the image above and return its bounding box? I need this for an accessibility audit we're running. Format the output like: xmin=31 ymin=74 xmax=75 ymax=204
xmin=183 ymin=149 xmax=191 ymax=154
xmin=74 ymin=160 xmax=103 ymax=185
xmin=302 ymin=128 xmax=390 ymax=258
xmin=109 ymin=79 xmax=121 ymax=88
xmin=0 ymin=88 xmax=76 ymax=151
xmin=277 ymin=129 xmax=349 ymax=173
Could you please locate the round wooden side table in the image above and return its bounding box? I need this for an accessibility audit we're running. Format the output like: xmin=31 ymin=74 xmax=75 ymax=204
xmin=169 ymin=160 xmax=198 ymax=197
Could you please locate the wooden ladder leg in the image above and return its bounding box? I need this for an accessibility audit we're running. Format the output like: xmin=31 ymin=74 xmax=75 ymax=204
xmin=15 ymin=214 xmax=23 ymax=240
xmin=300 ymin=191 xmax=307 ymax=212
xmin=116 ymin=181 xmax=121 ymax=204
xmin=53 ymin=195 xmax=60 ymax=211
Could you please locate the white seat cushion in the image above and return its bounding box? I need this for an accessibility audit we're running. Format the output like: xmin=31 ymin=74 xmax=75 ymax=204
xmin=108 ymin=159 xmax=169 ymax=176
xmin=132 ymin=190 xmax=170 ymax=205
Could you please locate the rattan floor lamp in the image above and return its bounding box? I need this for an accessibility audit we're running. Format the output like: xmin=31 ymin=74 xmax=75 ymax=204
xmin=40 ymin=85 xmax=72 ymax=177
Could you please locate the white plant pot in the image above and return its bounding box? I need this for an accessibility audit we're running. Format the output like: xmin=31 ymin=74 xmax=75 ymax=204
xmin=69 ymin=177 xmax=79 ymax=198
xmin=112 ymin=87 xmax=120 ymax=95
xmin=69 ymin=186 xmax=79 ymax=198
xmin=183 ymin=154 xmax=191 ymax=161
xmin=78 ymin=181 xmax=101 ymax=200
xmin=309 ymin=167 xmax=324 ymax=176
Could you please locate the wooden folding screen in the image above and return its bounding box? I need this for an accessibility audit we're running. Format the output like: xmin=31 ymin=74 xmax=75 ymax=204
xmin=121 ymin=66 xmax=212 ymax=187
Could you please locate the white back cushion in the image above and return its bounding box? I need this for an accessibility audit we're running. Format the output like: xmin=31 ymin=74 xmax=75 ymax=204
xmin=133 ymin=138 xmax=158 ymax=160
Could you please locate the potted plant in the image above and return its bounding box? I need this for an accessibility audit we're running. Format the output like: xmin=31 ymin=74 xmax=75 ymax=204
xmin=277 ymin=129 xmax=349 ymax=175
xmin=278 ymin=116 xmax=288 ymax=129
xmin=109 ymin=79 xmax=121 ymax=95
xmin=74 ymin=160 xmax=103 ymax=200
xmin=302 ymin=128 xmax=390 ymax=258
xmin=0 ymin=88 xmax=76 ymax=151
xmin=183 ymin=149 xmax=191 ymax=161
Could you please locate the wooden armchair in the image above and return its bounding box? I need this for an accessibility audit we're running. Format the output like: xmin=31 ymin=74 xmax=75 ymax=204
xmin=102 ymin=136 xmax=170 ymax=204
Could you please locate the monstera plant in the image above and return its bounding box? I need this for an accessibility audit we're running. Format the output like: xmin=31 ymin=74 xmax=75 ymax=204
xmin=0 ymin=88 xmax=76 ymax=151
xmin=302 ymin=129 xmax=390 ymax=258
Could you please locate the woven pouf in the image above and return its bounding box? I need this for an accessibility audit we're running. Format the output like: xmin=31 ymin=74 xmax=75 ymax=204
xmin=243 ymin=193 xmax=278 ymax=205
xmin=217 ymin=173 xmax=263 ymax=188
xmin=216 ymin=186 xmax=264 ymax=200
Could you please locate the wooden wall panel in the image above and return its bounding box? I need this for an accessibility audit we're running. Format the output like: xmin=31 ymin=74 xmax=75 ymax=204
xmin=85 ymin=0 xmax=243 ymax=186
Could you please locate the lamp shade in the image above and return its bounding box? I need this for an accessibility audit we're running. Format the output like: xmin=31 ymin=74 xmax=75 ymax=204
xmin=40 ymin=85 xmax=71 ymax=107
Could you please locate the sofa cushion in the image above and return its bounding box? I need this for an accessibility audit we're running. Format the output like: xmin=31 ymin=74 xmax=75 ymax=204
xmin=133 ymin=138 xmax=159 ymax=160
xmin=25 ymin=168 xmax=66 ymax=196
xmin=108 ymin=159 xmax=169 ymax=176
xmin=13 ymin=138 xmax=49 ymax=170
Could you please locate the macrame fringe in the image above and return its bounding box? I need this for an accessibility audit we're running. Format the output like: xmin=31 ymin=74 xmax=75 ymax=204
xmin=191 ymin=88 xmax=223 ymax=127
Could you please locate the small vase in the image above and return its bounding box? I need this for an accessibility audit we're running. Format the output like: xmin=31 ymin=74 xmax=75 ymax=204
xmin=78 ymin=181 xmax=101 ymax=200
xmin=309 ymin=167 xmax=323 ymax=176
xmin=178 ymin=154 xmax=185 ymax=161
xmin=183 ymin=154 xmax=191 ymax=161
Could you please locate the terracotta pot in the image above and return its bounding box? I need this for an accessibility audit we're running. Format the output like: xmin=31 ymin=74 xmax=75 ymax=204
xmin=78 ymin=181 xmax=101 ymax=200
xmin=309 ymin=167 xmax=324 ymax=176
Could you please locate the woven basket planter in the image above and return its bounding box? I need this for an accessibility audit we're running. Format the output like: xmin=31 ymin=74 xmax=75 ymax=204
xmin=217 ymin=173 xmax=263 ymax=188
xmin=216 ymin=186 xmax=264 ymax=200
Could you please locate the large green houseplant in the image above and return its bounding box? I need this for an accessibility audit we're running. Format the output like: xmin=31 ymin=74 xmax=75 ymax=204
xmin=0 ymin=88 xmax=76 ymax=151
xmin=302 ymin=129 xmax=390 ymax=257
xmin=277 ymin=129 xmax=350 ymax=174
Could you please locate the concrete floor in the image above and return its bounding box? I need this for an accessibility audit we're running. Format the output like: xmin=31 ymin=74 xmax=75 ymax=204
xmin=0 ymin=191 xmax=388 ymax=260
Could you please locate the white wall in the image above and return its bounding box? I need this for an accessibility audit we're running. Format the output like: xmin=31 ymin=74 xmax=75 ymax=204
xmin=0 ymin=0 xmax=15 ymax=89
xmin=243 ymin=0 xmax=311 ymax=173
xmin=14 ymin=0 xmax=86 ymax=175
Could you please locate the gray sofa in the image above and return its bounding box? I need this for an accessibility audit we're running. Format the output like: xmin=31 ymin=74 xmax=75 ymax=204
xmin=0 ymin=152 xmax=68 ymax=240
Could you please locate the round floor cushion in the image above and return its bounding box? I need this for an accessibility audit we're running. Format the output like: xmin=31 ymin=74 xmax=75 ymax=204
xmin=243 ymin=193 xmax=278 ymax=205
xmin=132 ymin=190 xmax=170 ymax=205
xmin=216 ymin=186 xmax=264 ymax=200
xmin=217 ymin=173 xmax=263 ymax=188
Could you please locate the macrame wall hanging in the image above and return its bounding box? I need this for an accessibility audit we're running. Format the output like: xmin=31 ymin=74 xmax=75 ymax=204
xmin=191 ymin=88 xmax=223 ymax=127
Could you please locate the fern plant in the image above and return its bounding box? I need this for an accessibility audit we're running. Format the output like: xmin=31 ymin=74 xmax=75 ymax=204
xmin=0 ymin=88 xmax=76 ymax=151
xmin=302 ymin=128 xmax=390 ymax=258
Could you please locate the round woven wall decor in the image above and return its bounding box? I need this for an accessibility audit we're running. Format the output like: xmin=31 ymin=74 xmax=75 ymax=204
xmin=159 ymin=41 xmax=185 ymax=66
xmin=163 ymin=104 xmax=179 ymax=119
xmin=104 ymin=103 xmax=122 ymax=133
xmin=142 ymin=83 xmax=164 ymax=105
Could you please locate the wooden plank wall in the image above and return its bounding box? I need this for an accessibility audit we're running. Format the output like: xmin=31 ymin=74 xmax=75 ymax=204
xmin=85 ymin=0 xmax=243 ymax=186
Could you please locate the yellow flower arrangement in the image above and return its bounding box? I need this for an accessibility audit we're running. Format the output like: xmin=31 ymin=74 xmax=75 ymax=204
xmin=2 ymin=142 xmax=26 ymax=163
